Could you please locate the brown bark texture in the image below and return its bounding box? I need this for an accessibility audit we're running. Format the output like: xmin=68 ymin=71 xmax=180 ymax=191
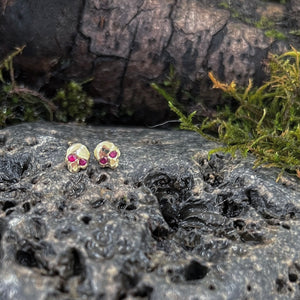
xmin=0 ymin=0 xmax=300 ymax=124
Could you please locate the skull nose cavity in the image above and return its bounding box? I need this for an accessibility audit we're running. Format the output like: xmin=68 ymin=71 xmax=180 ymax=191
xmin=68 ymin=154 xmax=77 ymax=162
xmin=100 ymin=157 xmax=108 ymax=165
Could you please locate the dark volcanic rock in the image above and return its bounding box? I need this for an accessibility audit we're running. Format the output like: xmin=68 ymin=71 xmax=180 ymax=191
xmin=0 ymin=122 xmax=300 ymax=299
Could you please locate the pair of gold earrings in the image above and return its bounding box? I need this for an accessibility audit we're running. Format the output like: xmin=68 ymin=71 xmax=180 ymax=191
xmin=65 ymin=141 xmax=120 ymax=173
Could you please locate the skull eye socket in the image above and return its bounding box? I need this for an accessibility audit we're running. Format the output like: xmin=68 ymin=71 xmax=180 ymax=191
xmin=68 ymin=154 xmax=77 ymax=162
xmin=79 ymin=159 xmax=87 ymax=166
xmin=109 ymin=150 xmax=118 ymax=158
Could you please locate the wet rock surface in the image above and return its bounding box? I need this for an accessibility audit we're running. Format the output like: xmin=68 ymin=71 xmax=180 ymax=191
xmin=0 ymin=122 xmax=300 ymax=300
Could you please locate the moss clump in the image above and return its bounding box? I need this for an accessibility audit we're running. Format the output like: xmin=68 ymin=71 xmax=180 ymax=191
xmin=264 ymin=29 xmax=286 ymax=40
xmin=255 ymin=16 xmax=286 ymax=40
xmin=255 ymin=16 xmax=275 ymax=30
xmin=289 ymin=30 xmax=300 ymax=36
xmin=218 ymin=1 xmax=230 ymax=9
xmin=53 ymin=81 xmax=93 ymax=123
xmin=0 ymin=46 xmax=55 ymax=127
xmin=152 ymin=46 xmax=300 ymax=181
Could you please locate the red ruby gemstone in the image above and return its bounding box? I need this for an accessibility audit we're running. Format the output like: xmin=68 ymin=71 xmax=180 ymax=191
xmin=100 ymin=157 xmax=108 ymax=165
xmin=109 ymin=151 xmax=118 ymax=158
xmin=79 ymin=159 xmax=87 ymax=166
xmin=68 ymin=154 xmax=77 ymax=162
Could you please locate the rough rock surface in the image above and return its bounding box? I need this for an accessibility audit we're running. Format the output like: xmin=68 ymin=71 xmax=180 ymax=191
xmin=0 ymin=122 xmax=300 ymax=300
xmin=0 ymin=0 xmax=299 ymax=124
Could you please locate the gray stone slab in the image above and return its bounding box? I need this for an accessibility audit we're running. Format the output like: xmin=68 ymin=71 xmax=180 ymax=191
xmin=0 ymin=122 xmax=299 ymax=299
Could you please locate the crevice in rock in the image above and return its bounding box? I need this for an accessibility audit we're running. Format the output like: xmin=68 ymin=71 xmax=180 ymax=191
xmin=202 ymin=23 xmax=228 ymax=72
xmin=184 ymin=260 xmax=209 ymax=281
xmin=58 ymin=247 xmax=86 ymax=280
xmin=0 ymin=134 xmax=7 ymax=147
xmin=117 ymin=21 xmax=140 ymax=106
xmin=162 ymin=0 xmax=178 ymax=55
xmin=16 ymin=249 xmax=38 ymax=268
xmin=245 ymin=188 xmax=300 ymax=220
xmin=132 ymin=284 xmax=153 ymax=298
xmin=0 ymin=218 xmax=6 ymax=262
xmin=252 ymin=46 xmax=269 ymax=86
xmin=2 ymin=200 xmax=16 ymax=211
xmin=81 ymin=215 xmax=92 ymax=225
xmin=122 ymin=0 xmax=145 ymax=30
xmin=217 ymin=51 xmax=225 ymax=82
xmin=76 ymin=0 xmax=87 ymax=34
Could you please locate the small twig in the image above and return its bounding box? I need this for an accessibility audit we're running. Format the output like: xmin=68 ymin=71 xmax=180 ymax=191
xmin=9 ymin=87 xmax=57 ymax=112
xmin=147 ymin=119 xmax=180 ymax=128
xmin=9 ymin=59 xmax=15 ymax=87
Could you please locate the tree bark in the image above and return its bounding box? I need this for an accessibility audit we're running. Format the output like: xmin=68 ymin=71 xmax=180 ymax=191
xmin=0 ymin=0 xmax=299 ymax=124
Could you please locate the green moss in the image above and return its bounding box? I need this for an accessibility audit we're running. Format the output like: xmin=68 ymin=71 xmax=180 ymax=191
xmin=0 ymin=46 xmax=55 ymax=127
xmin=53 ymin=80 xmax=93 ymax=123
xmin=152 ymin=47 xmax=300 ymax=181
xmin=0 ymin=47 xmax=93 ymax=127
xmin=289 ymin=30 xmax=300 ymax=36
xmin=218 ymin=1 xmax=230 ymax=9
xmin=217 ymin=1 xmax=244 ymax=21
xmin=255 ymin=16 xmax=275 ymax=29
xmin=265 ymin=29 xmax=286 ymax=40
xmin=218 ymin=1 xmax=287 ymax=40
xmin=255 ymin=16 xmax=286 ymax=40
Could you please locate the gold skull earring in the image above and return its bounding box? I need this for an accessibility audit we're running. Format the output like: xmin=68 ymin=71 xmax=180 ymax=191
xmin=94 ymin=141 xmax=120 ymax=169
xmin=65 ymin=143 xmax=90 ymax=173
